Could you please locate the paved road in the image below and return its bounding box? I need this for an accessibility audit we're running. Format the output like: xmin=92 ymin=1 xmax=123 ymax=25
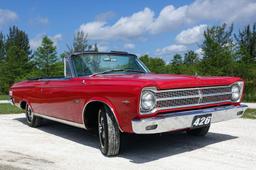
xmin=243 ymin=103 xmax=256 ymax=109
xmin=0 ymin=114 xmax=256 ymax=170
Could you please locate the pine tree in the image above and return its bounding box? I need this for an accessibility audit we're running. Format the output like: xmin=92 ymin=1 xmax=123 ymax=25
xmin=182 ymin=50 xmax=200 ymax=75
xmin=170 ymin=54 xmax=183 ymax=74
xmin=0 ymin=26 xmax=32 ymax=93
xmin=184 ymin=50 xmax=199 ymax=65
xmin=6 ymin=26 xmax=31 ymax=56
xmin=67 ymin=31 xmax=98 ymax=54
xmin=235 ymin=23 xmax=256 ymax=64
xmin=73 ymin=31 xmax=89 ymax=52
xmin=200 ymin=24 xmax=235 ymax=76
xmin=235 ymin=23 xmax=256 ymax=101
xmin=34 ymin=36 xmax=58 ymax=77
xmin=0 ymin=32 xmax=5 ymax=61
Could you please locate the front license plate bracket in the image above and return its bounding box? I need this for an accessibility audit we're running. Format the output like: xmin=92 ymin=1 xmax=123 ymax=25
xmin=192 ymin=114 xmax=212 ymax=128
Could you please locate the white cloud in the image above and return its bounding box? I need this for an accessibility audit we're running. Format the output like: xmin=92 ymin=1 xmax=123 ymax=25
xmin=79 ymin=8 xmax=154 ymax=40
xmin=123 ymin=43 xmax=135 ymax=49
xmin=95 ymin=11 xmax=115 ymax=21
xmin=30 ymin=34 xmax=62 ymax=50
xmin=0 ymin=9 xmax=17 ymax=28
xmin=156 ymin=44 xmax=187 ymax=55
xmin=195 ymin=48 xmax=203 ymax=58
xmin=151 ymin=0 xmax=256 ymax=33
xmin=149 ymin=5 xmax=188 ymax=34
xmin=51 ymin=34 xmax=62 ymax=45
xmin=176 ymin=24 xmax=207 ymax=45
xmin=187 ymin=0 xmax=256 ymax=24
xmin=78 ymin=0 xmax=256 ymax=40
xmin=30 ymin=35 xmax=42 ymax=50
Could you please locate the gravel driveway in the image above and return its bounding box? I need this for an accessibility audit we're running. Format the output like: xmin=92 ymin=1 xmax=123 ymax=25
xmin=0 ymin=114 xmax=256 ymax=170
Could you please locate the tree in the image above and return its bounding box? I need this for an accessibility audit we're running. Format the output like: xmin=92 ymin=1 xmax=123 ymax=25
xmin=67 ymin=31 xmax=98 ymax=54
xmin=5 ymin=26 xmax=31 ymax=56
xmin=0 ymin=32 xmax=5 ymax=61
xmin=169 ymin=54 xmax=184 ymax=74
xmin=184 ymin=50 xmax=199 ymax=65
xmin=235 ymin=23 xmax=256 ymax=64
xmin=140 ymin=55 xmax=167 ymax=73
xmin=200 ymin=24 xmax=235 ymax=76
xmin=171 ymin=54 xmax=183 ymax=65
xmin=182 ymin=50 xmax=200 ymax=75
xmin=34 ymin=36 xmax=59 ymax=77
xmin=235 ymin=23 xmax=256 ymax=101
xmin=0 ymin=26 xmax=32 ymax=93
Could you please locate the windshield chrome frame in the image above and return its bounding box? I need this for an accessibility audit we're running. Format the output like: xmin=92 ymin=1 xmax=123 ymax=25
xmin=70 ymin=52 xmax=150 ymax=77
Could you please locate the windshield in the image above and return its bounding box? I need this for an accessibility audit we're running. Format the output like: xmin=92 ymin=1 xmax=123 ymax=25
xmin=72 ymin=53 xmax=149 ymax=76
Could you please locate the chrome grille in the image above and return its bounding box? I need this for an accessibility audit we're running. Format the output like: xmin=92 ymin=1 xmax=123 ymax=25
xmin=201 ymin=87 xmax=231 ymax=94
xmin=202 ymin=94 xmax=232 ymax=103
xmin=156 ymin=90 xmax=199 ymax=98
xmin=157 ymin=97 xmax=200 ymax=108
xmin=156 ymin=86 xmax=232 ymax=110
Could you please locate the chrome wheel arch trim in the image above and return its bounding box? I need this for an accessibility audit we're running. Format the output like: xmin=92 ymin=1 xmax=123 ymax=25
xmin=82 ymin=100 xmax=123 ymax=132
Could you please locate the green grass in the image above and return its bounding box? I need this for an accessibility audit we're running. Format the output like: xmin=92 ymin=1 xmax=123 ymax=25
xmin=0 ymin=95 xmax=9 ymax=100
xmin=242 ymin=109 xmax=256 ymax=119
xmin=0 ymin=104 xmax=24 ymax=114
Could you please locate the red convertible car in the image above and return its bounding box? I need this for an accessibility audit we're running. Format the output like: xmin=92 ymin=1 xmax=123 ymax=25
xmin=10 ymin=51 xmax=248 ymax=156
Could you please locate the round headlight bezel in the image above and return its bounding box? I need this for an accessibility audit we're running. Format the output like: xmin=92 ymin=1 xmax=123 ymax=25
xmin=231 ymin=82 xmax=243 ymax=102
xmin=140 ymin=90 xmax=156 ymax=114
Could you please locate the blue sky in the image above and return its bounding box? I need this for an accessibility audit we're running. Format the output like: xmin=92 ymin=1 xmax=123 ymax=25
xmin=0 ymin=0 xmax=255 ymax=62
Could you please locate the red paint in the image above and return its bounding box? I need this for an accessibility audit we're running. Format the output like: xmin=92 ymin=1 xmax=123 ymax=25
xmin=10 ymin=73 xmax=243 ymax=133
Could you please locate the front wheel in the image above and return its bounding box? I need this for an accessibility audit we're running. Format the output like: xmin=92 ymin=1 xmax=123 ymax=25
xmin=98 ymin=106 xmax=120 ymax=156
xmin=25 ymin=105 xmax=42 ymax=127
xmin=186 ymin=126 xmax=210 ymax=136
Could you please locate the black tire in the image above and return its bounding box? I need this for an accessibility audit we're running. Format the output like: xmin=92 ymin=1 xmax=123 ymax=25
xmin=25 ymin=105 xmax=42 ymax=128
xmin=98 ymin=106 xmax=120 ymax=156
xmin=186 ymin=126 xmax=210 ymax=136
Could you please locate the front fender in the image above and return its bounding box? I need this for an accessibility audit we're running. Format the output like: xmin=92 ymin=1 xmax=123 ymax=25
xmin=83 ymin=97 xmax=124 ymax=132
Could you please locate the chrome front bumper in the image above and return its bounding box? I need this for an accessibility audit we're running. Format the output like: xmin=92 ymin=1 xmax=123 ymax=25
xmin=132 ymin=105 xmax=248 ymax=134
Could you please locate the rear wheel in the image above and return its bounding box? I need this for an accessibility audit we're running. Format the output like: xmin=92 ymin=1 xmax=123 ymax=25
xmin=25 ymin=105 xmax=42 ymax=127
xmin=98 ymin=106 xmax=120 ymax=156
xmin=186 ymin=126 xmax=210 ymax=136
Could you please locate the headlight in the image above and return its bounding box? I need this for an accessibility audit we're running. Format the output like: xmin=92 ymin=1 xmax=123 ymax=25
xmin=140 ymin=90 xmax=156 ymax=113
xmin=231 ymin=81 xmax=243 ymax=102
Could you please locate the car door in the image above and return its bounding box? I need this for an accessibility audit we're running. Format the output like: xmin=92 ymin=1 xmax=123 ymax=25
xmin=38 ymin=61 xmax=85 ymax=123
xmin=25 ymin=80 xmax=45 ymax=113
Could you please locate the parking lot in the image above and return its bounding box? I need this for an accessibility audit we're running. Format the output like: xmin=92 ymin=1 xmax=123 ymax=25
xmin=0 ymin=113 xmax=256 ymax=170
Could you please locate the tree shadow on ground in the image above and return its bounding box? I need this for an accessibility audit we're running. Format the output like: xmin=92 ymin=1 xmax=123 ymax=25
xmin=15 ymin=117 xmax=237 ymax=164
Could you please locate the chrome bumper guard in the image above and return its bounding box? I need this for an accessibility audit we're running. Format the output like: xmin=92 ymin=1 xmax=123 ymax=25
xmin=132 ymin=105 xmax=248 ymax=134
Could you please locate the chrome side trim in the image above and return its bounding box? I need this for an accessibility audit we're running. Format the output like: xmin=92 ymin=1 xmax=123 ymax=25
xmin=33 ymin=113 xmax=85 ymax=129
xmin=132 ymin=104 xmax=248 ymax=134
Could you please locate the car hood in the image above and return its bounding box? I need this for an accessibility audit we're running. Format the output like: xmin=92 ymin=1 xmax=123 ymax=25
xmin=83 ymin=73 xmax=241 ymax=90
